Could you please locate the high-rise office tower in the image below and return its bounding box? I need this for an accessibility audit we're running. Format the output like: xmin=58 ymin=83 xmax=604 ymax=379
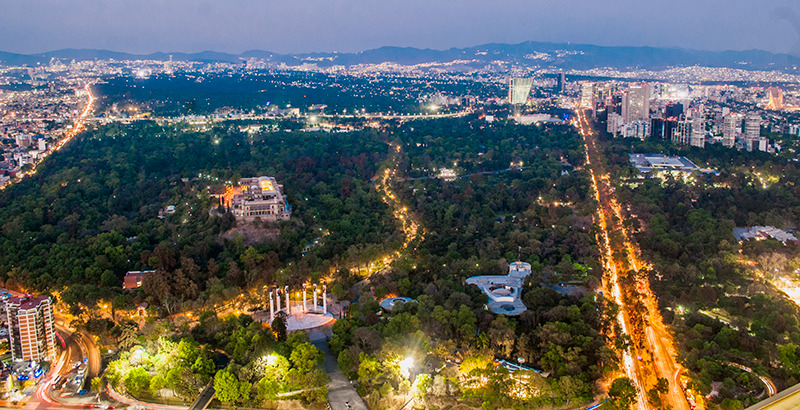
xmin=580 ymin=82 xmax=595 ymax=108
xmin=623 ymin=85 xmax=651 ymax=123
xmin=665 ymin=102 xmax=684 ymax=119
xmin=745 ymin=114 xmax=761 ymax=142
xmin=557 ymin=73 xmax=566 ymax=94
xmin=507 ymin=78 xmax=534 ymax=105
xmin=651 ymin=118 xmax=665 ymax=139
xmin=6 ymin=296 xmax=56 ymax=362
xmin=722 ymin=114 xmax=742 ymax=148
xmin=611 ymin=94 xmax=624 ymax=115
xmin=671 ymin=120 xmax=692 ymax=145
xmin=742 ymin=114 xmax=761 ymax=151
xmin=607 ymin=112 xmax=624 ymax=135
xmin=691 ymin=111 xmax=705 ymax=148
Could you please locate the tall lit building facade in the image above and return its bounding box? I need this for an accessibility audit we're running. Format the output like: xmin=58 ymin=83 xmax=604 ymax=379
xmin=6 ymin=296 xmax=56 ymax=362
xmin=670 ymin=120 xmax=692 ymax=145
xmin=580 ymin=82 xmax=595 ymax=108
xmin=623 ymin=85 xmax=651 ymax=123
xmin=767 ymin=87 xmax=784 ymax=110
xmin=691 ymin=111 xmax=705 ymax=148
xmin=607 ymin=112 xmax=624 ymax=135
xmin=744 ymin=114 xmax=762 ymax=151
xmin=722 ymin=114 xmax=742 ymax=148
xmin=557 ymin=73 xmax=566 ymax=94
xmin=745 ymin=114 xmax=761 ymax=141
xmin=507 ymin=78 xmax=534 ymax=105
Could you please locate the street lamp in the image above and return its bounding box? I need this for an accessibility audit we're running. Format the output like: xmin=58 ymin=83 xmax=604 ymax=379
xmin=263 ymin=354 xmax=278 ymax=366
xmin=399 ymin=357 xmax=413 ymax=378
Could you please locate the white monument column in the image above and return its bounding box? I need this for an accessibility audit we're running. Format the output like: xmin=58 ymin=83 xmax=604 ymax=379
xmin=269 ymin=291 xmax=274 ymax=323
xmin=285 ymin=286 xmax=290 ymax=315
xmin=303 ymin=284 xmax=307 ymax=312
xmin=276 ymin=288 xmax=281 ymax=312
xmin=313 ymin=284 xmax=318 ymax=313
xmin=323 ymin=284 xmax=327 ymax=315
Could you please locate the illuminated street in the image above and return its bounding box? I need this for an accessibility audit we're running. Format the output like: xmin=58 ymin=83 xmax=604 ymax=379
xmin=577 ymin=110 xmax=693 ymax=410
xmin=373 ymin=142 xmax=423 ymax=268
xmin=2 ymin=83 xmax=95 ymax=190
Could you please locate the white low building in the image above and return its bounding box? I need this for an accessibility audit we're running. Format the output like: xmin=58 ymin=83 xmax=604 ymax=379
xmin=466 ymin=261 xmax=531 ymax=316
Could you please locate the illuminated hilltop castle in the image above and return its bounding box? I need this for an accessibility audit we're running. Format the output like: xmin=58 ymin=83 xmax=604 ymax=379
xmin=231 ymin=176 xmax=291 ymax=221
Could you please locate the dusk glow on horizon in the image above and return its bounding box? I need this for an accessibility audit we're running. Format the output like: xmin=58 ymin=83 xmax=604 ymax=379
xmin=1 ymin=0 xmax=799 ymax=54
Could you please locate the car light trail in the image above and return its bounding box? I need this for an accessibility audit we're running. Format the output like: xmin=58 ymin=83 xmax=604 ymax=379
xmin=1 ymin=83 xmax=95 ymax=190
xmin=577 ymin=110 xmax=694 ymax=410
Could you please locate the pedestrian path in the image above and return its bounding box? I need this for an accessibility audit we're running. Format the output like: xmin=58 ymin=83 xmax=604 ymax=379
xmin=311 ymin=340 xmax=367 ymax=410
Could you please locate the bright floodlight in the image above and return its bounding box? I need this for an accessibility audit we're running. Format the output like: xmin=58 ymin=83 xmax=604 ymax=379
xmin=399 ymin=356 xmax=413 ymax=378
xmin=264 ymin=354 xmax=278 ymax=366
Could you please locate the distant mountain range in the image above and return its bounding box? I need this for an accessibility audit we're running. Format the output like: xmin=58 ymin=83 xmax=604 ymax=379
xmin=2 ymin=41 xmax=800 ymax=72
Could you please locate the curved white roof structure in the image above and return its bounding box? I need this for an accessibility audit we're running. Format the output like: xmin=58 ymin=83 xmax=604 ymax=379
xmin=466 ymin=261 xmax=531 ymax=316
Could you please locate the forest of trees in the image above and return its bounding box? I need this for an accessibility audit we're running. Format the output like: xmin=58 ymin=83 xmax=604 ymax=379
xmin=1 ymin=111 xmax=636 ymax=408
xmin=95 ymin=70 xmax=502 ymax=117
xmin=106 ymin=314 xmax=328 ymax=406
xmin=328 ymin=118 xmax=622 ymax=408
xmin=0 ymin=121 xmax=401 ymax=316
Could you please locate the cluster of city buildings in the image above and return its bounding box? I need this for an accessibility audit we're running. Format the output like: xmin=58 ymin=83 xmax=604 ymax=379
xmin=505 ymin=74 xmax=800 ymax=157
xmin=0 ymin=70 xmax=91 ymax=187
xmin=577 ymin=81 xmax=792 ymax=153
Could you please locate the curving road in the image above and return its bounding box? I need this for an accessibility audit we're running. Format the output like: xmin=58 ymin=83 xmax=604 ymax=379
xmin=745 ymin=382 xmax=800 ymax=409
xmin=724 ymin=362 xmax=777 ymax=397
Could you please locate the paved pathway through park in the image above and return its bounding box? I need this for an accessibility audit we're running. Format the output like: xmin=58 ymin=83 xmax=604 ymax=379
xmin=310 ymin=332 xmax=367 ymax=410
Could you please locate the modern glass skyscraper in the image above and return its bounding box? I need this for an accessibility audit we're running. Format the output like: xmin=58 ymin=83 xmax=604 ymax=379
xmin=507 ymin=78 xmax=534 ymax=105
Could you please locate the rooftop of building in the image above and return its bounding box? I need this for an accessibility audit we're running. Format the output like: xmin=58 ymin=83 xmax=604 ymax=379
xmin=733 ymin=226 xmax=798 ymax=243
xmin=240 ymin=176 xmax=282 ymax=193
xmin=379 ymin=296 xmax=416 ymax=311
xmin=628 ymin=153 xmax=719 ymax=175
xmin=466 ymin=261 xmax=532 ymax=316
xmin=7 ymin=295 xmax=50 ymax=310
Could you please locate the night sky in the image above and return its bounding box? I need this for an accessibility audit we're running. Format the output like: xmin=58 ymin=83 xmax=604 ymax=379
xmin=2 ymin=0 xmax=800 ymax=55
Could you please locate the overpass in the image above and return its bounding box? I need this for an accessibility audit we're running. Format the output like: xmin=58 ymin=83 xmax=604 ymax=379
xmin=746 ymin=383 xmax=800 ymax=409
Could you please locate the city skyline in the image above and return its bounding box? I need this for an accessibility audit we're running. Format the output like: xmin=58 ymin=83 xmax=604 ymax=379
xmin=2 ymin=0 xmax=800 ymax=55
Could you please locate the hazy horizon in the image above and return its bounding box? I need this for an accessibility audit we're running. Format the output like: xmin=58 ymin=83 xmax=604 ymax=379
xmin=2 ymin=39 xmax=799 ymax=57
xmin=2 ymin=0 xmax=800 ymax=56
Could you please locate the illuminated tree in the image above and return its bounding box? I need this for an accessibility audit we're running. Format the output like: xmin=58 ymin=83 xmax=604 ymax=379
xmin=214 ymin=367 xmax=251 ymax=405
xmin=608 ymin=377 xmax=637 ymax=410
xmin=124 ymin=367 xmax=151 ymax=397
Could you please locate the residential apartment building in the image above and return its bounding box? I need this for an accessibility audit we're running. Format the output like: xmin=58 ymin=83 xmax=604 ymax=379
xmin=6 ymin=296 xmax=56 ymax=362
